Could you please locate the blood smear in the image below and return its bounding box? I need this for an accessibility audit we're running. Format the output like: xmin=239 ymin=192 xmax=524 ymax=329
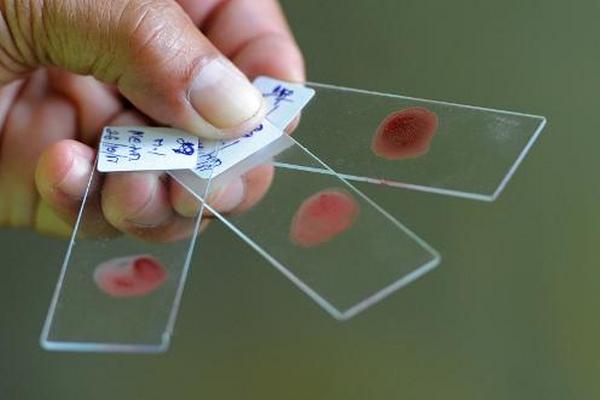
xmin=94 ymin=255 xmax=167 ymax=298
xmin=371 ymin=107 xmax=438 ymax=160
xmin=290 ymin=189 xmax=359 ymax=248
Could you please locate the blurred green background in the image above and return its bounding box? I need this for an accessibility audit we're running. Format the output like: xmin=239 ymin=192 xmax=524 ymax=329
xmin=1 ymin=0 xmax=598 ymax=398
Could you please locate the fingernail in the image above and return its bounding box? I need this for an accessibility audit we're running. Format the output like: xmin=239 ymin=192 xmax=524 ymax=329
xmin=174 ymin=194 xmax=201 ymax=218
xmin=211 ymin=178 xmax=245 ymax=213
xmin=190 ymin=58 xmax=263 ymax=129
xmin=59 ymin=151 xmax=92 ymax=198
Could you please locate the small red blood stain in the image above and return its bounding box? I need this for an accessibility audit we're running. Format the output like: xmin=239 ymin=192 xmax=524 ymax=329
xmin=371 ymin=107 xmax=438 ymax=160
xmin=114 ymin=276 xmax=135 ymax=288
xmin=94 ymin=255 xmax=167 ymax=298
xmin=290 ymin=189 xmax=359 ymax=248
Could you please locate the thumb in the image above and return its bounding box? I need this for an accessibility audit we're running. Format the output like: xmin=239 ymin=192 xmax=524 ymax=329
xmin=0 ymin=0 xmax=265 ymax=139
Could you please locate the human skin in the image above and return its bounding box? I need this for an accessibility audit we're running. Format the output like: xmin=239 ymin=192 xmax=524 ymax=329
xmin=0 ymin=0 xmax=304 ymax=240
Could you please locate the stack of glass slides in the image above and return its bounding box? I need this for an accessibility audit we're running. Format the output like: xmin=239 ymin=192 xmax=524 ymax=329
xmin=40 ymin=77 xmax=546 ymax=353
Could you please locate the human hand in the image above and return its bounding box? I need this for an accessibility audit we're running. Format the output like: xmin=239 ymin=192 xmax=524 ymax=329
xmin=0 ymin=0 xmax=304 ymax=240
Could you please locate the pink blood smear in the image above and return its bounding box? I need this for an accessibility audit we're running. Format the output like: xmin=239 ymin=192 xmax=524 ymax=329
xmin=290 ymin=189 xmax=359 ymax=248
xmin=94 ymin=255 xmax=167 ymax=298
xmin=371 ymin=107 xmax=439 ymax=160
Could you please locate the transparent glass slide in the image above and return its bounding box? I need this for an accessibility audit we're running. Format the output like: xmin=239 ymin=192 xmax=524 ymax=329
xmin=40 ymin=160 xmax=215 ymax=353
xmin=171 ymin=134 xmax=440 ymax=320
xmin=278 ymin=82 xmax=546 ymax=201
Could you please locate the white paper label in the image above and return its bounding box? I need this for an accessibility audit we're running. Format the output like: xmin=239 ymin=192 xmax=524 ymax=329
xmin=253 ymin=76 xmax=316 ymax=130
xmin=191 ymin=78 xmax=316 ymax=179
xmin=97 ymin=126 xmax=199 ymax=172
xmin=193 ymin=121 xmax=283 ymax=179
xmin=98 ymin=77 xmax=315 ymax=176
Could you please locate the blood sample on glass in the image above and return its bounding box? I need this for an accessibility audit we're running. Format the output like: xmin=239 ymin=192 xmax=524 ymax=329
xmin=94 ymin=255 xmax=167 ymax=298
xmin=371 ymin=107 xmax=438 ymax=160
xmin=290 ymin=189 xmax=359 ymax=248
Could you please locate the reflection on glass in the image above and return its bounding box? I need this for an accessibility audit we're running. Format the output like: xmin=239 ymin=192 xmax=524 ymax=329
xmin=93 ymin=255 xmax=167 ymax=298
xmin=290 ymin=188 xmax=360 ymax=248
xmin=371 ymin=107 xmax=438 ymax=160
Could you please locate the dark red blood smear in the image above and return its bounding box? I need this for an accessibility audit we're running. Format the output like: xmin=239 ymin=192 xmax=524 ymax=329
xmin=371 ymin=107 xmax=438 ymax=160
xmin=290 ymin=189 xmax=359 ymax=248
xmin=133 ymin=257 xmax=167 ymax=282
xmin=94 ymin=255 xmax=168 ymax=298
